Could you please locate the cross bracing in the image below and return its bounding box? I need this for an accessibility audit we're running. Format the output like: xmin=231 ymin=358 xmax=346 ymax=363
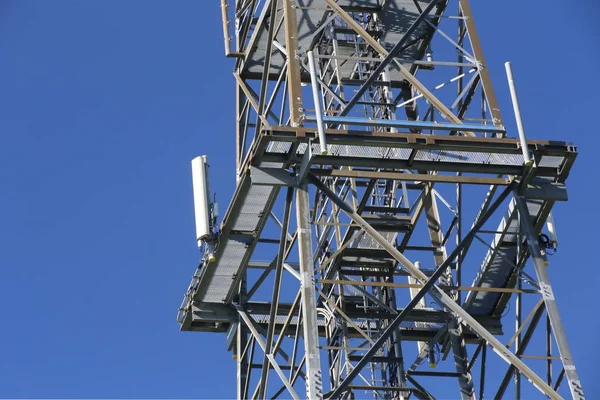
xmin=178 ymin=1 xmax=585 ymax=398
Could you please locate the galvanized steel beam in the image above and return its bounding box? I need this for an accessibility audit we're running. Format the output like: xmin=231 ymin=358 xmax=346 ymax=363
xmin=515 ymin=196 xmax=585 ymax=399
xmin=296 ymin=182 xmax=324 ymax=399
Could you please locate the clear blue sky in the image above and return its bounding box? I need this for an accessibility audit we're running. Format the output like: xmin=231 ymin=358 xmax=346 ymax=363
xmin=0 ymin=1 xmax=598 ymax=398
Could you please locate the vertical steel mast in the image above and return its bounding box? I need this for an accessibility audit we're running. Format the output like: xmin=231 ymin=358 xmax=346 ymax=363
xmin=178 ymin=1 xmax=585 ymax=398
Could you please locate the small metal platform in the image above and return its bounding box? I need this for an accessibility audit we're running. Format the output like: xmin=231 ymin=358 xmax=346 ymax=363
xmin=185 ymin=300 xmax=503 ymax=341
xmin=464 ymin=183 xmax=566 ymax=317
xmin=464 ymin=198 xmax=542 ymax=316
xmin=178 ymin=127 xmax=576 ymax=332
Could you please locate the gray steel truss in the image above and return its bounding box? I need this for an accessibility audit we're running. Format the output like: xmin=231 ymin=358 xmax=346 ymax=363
xmin=178 ymin=0 xmax=585 ymax=398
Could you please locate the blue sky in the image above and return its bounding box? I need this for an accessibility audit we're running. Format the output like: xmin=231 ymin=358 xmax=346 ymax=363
xmin=0 ymin=0 xmax=598 ymax=398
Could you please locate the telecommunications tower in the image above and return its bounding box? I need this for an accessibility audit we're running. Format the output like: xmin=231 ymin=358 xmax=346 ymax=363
xmin=178 ymin=0 xmax=585 ymax=398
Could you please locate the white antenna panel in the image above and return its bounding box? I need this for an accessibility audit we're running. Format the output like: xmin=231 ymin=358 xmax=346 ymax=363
xmin=191 ymin=155 xmax=211 ymax=245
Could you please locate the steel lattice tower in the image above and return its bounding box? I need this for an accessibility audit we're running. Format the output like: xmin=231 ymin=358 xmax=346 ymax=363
xmin=177 ymin=1 xmax=585 ymax=398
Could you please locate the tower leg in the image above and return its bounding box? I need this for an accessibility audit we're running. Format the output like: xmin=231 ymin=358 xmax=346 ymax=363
xmin=296 ymin=182 xmax=324 ymax=399
xmin=236 ymin=279 xmax=249 ymax=400
xmin=515 ymin=196 xmax=586 ymax=399
xmin=423 ymin=190 xmax=475 ymax=399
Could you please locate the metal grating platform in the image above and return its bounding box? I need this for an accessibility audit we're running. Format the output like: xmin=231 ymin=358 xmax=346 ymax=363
xmin=179 ymin=129 xmax=576 ymax=329
xmin=251 ymin=127 xmax=575 ymax=177
xmin=464 ymin=198 xmax=543 ymax=316
xmin=186 ymin=300 xmax=503 ymax=339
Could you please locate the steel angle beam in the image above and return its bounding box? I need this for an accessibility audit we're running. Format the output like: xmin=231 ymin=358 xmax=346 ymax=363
xmin=421 ymin=185 xmax=475 ymax=399
xmin=237 ymin=310 xmax=301 ymax=400
xmin=303 ymin=155 xmax=544 ymax=176
xmin=265 ymin=125 xmax=574 ymax=150
xmin=258 ymin=187 xmax=294 ymax=399
xmin=283 ymin=0 xmax=303 ymax=127
xmin=458 ymin=0 xmax=504 ymax=129
xmin=311 ymin=168 xmax=510 ymax=186
xmin=515 ymin=196 xmax=585 ymax=399
xmin=494 ymin=302 xmax=545 ymax=399
xmin=296 ymin=182 xmax=323 ymax=399
xmin=310 ymin=115 xmax=505 ymax=134
xmin=296 ymin=143 xmax=313 ymax=184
